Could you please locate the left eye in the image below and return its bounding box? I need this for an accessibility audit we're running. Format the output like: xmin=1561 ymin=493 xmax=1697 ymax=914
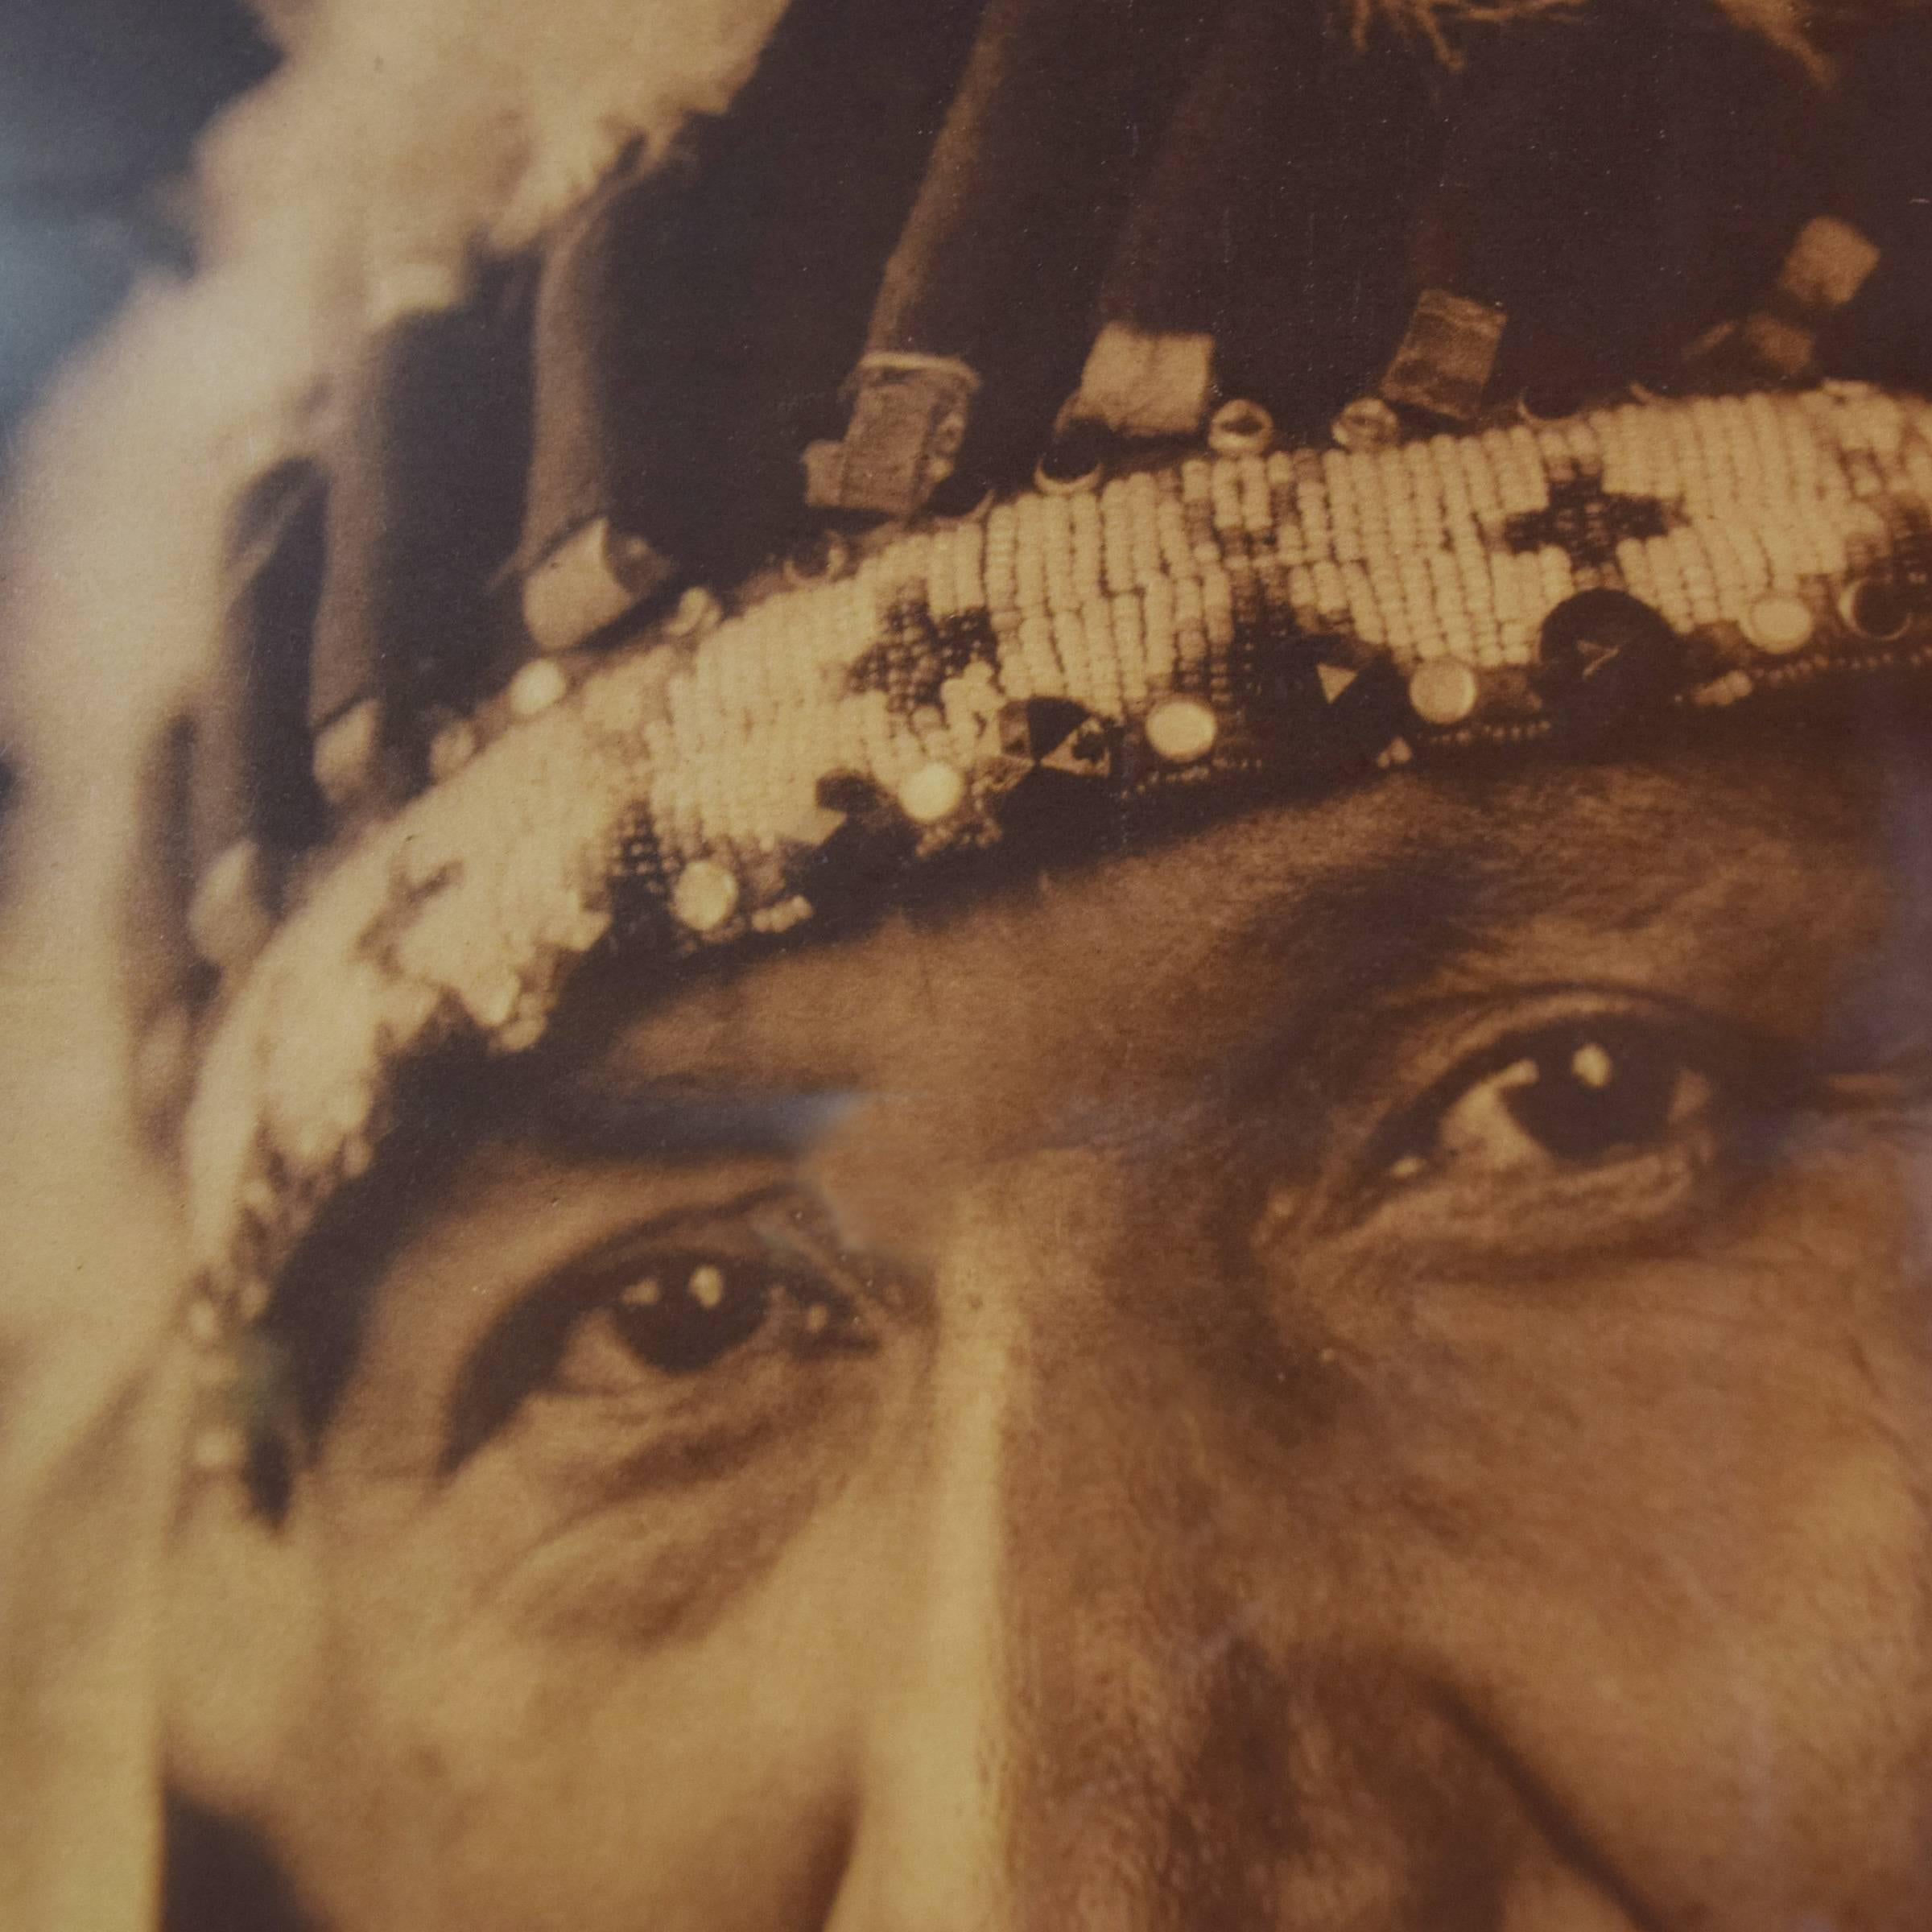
xmin=1387 ymin=1019 xmax=1715 ymax=1186
xmin=553 ymin=1245 xmax=850 ymax=1394
xmin=441 ymin=1192 xmax=886 ymax=1472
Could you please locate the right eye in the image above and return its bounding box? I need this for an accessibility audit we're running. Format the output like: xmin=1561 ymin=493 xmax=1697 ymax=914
xmin=1381 ymin=1018 xmax=1718 ymax=1187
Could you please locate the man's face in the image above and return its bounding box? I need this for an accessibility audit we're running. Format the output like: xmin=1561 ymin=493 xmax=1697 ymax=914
xmin=169 ymin=739 xmax=1932 ymax=1930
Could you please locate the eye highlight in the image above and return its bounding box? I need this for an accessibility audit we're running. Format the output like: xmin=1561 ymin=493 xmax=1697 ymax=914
xmin=440 ymin=1185 xmax=889 ymax=1474
xmin=1386 ymin=1019 xmax=1715 ymax=1185
xmin=549 ymin=1241 xmax=856 ymax=1396
xmin=1303 ymin=993 xmax=1818 ymax=1265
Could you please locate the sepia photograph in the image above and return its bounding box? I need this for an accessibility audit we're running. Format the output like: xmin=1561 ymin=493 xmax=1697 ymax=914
xmin=3 ymin=0 xmax=1932 ymax=1925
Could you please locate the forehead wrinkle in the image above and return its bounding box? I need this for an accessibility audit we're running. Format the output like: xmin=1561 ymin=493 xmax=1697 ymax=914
xmin=569 ymin=778 xmax=1528 ymax=1122
xmin=275 ymin=741 xmax=1900 ymax=1345
xmin=555 ymin=742 xmax=1889 ymax=1130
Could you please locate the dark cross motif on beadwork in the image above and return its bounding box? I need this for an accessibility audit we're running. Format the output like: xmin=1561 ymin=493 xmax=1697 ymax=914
xmin=1504 ymin=476 xmax=1678 ymax=572
xmin=846 ymin=604 xmax=996 ymax=716
xmin=605 ymin=808 xmax=675 ymax=946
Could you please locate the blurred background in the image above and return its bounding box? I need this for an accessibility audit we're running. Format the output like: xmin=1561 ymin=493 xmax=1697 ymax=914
xmin=0 ymin=0 xmax=272 ymax=451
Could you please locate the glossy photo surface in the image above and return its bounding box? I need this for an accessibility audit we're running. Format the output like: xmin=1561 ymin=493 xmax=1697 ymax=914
xmin=4 ymin=4 xmax=1932 ymax=1930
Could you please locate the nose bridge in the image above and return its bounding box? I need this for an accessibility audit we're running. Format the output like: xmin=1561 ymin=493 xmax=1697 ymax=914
xmin=842 ymin=1156 xmax=1554 ymax=1932
xmin=838 ymin=1150 xmax=1289 ymax=1932
xmin=831 ymin=1197 xmax=1020 ymax=1932
xmin=980 ymin=1158 xmax=1287 ymax=1930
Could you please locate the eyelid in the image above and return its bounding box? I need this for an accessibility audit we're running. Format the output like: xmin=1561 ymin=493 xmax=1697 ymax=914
xmin=1297 ymin=984 xmax=1808 ymax=1231
xmin=440 ymin=1181 xmax=869 ymax=1476
xmin=1416 ymin=983 xmax=1799 ymax=1102
xmin=546 ymin=1183 xmax=807 ymax=1298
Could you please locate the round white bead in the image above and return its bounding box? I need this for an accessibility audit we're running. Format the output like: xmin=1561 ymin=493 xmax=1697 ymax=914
xmin=671 ymin=860 xmax=741 ymax=933
xmin=898 ymin=762 xmax=967 ymax=824
xmin=188 ymin=840 xmax=274 ymax=972
xmin=1145 ymin=695 xmax=1218 ymax=763
xmin=1743 ymin=592 xmax=1815 ymax=654
xmin=1332 ymin=396 xmax=1402 ymax=452
xmin=428 ymin=720 xmax=478 ymax=782
xmin=312 ymin=698 xmax=381 ymax=807
xmin=509 ymin=658 xmax=568 ymax=718
xmin=1408 ymin=658 xmax=1481 ymax=726
xmin=1208 ymin=398 xmax=1275 ymax=459
xmin=666 ymin=585 xmax=723 ymax=638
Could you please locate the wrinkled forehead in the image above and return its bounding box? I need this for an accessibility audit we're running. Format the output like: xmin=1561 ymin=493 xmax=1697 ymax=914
xmin=549 ymin=743 xmax=1904 ymax=1125
xmin=176 ymin=379 xmax=1932 ymax=1326
xmin=265 ymin=737 xmax=1914 ymax=1318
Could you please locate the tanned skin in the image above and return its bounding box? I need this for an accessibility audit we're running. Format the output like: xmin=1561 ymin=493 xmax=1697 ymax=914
xmin=165 ymin=737 xmax=1932 ymax=1931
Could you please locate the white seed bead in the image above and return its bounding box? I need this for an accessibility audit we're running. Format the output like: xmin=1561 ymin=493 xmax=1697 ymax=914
xmin=1743 ymin=592 xmax=1815 ymax=654
xmin=898 ymin=761 xmax=967 ymax=824
xmin=1145 ymin=695 xmax=1218 ymax=763
xmin=188 ymin=840 xmax=274 ymax=973
xmin=672 ymin=860 xmax=741 ymax=933
xmin=1409 ymin=658 xmax=1481 ymax=725
xmin=509 ymin=657 xmax=568 ymax=718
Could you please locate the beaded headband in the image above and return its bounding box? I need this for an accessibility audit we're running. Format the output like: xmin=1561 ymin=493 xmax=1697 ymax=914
xmin=180 ymin=379 xmax=1932 ymax=1414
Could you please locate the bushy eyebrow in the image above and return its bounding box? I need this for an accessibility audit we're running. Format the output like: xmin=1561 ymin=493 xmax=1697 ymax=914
xmin=264 ymin=1060 xmax=859 ymax=1464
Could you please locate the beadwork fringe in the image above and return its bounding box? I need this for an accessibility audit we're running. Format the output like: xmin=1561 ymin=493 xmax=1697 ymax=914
xmin=183 ymin=383 xmax=1932 ymax=1334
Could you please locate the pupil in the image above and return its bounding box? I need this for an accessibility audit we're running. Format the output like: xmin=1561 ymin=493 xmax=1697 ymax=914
xmin=612 ymin=1257 xmax=771 ymax=1374
xmin=1500 ymin=1030 xmax=1678 ymax=1163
